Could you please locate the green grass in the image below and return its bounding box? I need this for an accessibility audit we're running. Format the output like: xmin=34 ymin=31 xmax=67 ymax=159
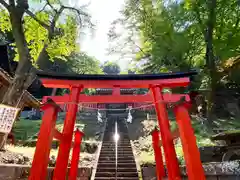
xmin=13 ymin=115 xmax=103 ymax=144
xmin=13 ymin=118 xmax=86 ymax=142
xmin=9 ymin=115 xmax=103 ymax=167
xmin=129 ymin=115 xmax=240 ymax=165
xmin=13 ymin=119 xmax=42 ymax=141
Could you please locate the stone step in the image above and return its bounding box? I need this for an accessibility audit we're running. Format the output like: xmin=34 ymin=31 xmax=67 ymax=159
xmin=103 ymin=134 xmax=129 ymax=136
xmin=102 ymin=142 xmax=131 ymax=145
xmin=99 ymin=149 xmax=133 ymax=153
xmin=100 ymin=153 xmax=134 ymax=155
xmin=99 ymin=153 xmax=134 ymax=157
xmin=96 ymin=167 xmax=137 ymax=172
xmin=95 ymin=177 xmax=139 ymax=180
xmin=100 ymin=149 xmax=133 ymax=153
xmin=98 ymin=154 xmax=134 ymax=158
xmin=102 ymin=141 xmax=130 ymax=143
xmin=94 ymin=117 xmax=139 ymax=179
xmin=98 ymin=158 xmax=135 ymax=162
xmin=100 ymin=148 xmax=133 ymax=151
xmin=102 ymin=140 xmax=131 ymax=143
xmin=102 ymin=144 xmax=132 ymax=147
xmin=97 ymin=162 xmax=137 ymax=168
xmin=101 ymin=145 xmax=132 ymax=148
xmin=98 ymin=155 xmax=135 ymax=159
xmin=95 ymin=171 xmax=139 ymax=177
xmin=100 ymin=150 xmax=133 ymax=154
xmin=103 ymin=138 xmax=130 ymax=141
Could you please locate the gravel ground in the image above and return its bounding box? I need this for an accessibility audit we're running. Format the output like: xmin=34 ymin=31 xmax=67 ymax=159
xmin=1 ymin=144 xmax=99 ymax=168
xmin=0 ymin=150 xmax=30 ymax=165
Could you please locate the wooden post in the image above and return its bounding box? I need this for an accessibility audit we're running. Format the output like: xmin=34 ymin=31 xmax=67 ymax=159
xmin=152 ymin=127 xmax=165 ymax=180
xmin=53 ymin=86 xmax=82 ymax=180
xmin=29 ymin=99 xmax=61 ymax=180
xmin=174 ymin=103 xmax=205 ymax=180
xmin=68 ymin=129 xmax=84 ymax=180
xmin=151 ymin=86 xmax=181 ymax=180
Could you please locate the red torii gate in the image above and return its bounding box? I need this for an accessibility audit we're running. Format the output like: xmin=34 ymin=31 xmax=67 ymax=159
xmin=29 ymin=71 xmax=205 ymax=180
xmin=42 ymin=92 xmax=190 ymax=104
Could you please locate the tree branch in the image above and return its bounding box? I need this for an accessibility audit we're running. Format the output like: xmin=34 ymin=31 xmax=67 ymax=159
xmin=62 ymin=5 xmax=89 ymax=17
xmin=25 ymin=9 xmax=50 ymax=30
xmin=0 ymin=0 xmax=10 ymax=10
xmin=46 ymin=0 xmax=57 ymax=13
xmin=8 ymin=0 xmax=14 ymax=7
xmin=48 ymin=6 xmax=64 ymax=38
xmin=61 ymin=5 xmax=90 ymax=26
xmin=39 ymin=3 xmax=48 ymax=13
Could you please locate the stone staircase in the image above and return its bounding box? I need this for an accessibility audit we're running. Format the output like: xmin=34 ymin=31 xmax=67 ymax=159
xmin=94 ymin=117 xmax=139 ymax=180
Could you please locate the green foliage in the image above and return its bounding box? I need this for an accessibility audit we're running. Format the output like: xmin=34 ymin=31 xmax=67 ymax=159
xmin=119 ymin=0 xmax=240 ymax=88
xmin=66 ymin=52 xmax=103 ymax=74
xmin=0 ymin=10 xmax=11 ymax=33
xmin=23 ymin=12 xmax=49 ymax=62
xmin=47 ymin=16 xmax=79 ymax=61
xmin=0 ymin=8 xmax=78 ymax=64
xmin=102 ymin=61 xmax=121 ymax=74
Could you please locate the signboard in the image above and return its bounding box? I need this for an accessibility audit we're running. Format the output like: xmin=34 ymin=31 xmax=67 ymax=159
xmin=0 ymin=104 xmax=20 ymax=133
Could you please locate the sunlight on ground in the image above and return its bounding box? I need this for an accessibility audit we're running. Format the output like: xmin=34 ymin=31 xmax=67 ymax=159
xmin=6 ymin=145 xmax=93 ymax=165
xmin=6 ymin=145 xmax=58 ymax=158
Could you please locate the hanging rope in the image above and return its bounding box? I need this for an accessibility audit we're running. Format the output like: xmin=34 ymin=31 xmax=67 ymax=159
xmin=126 ymin=106 xmax=132 ymax=123
xmin=97 ymin=109 xmax=102 ymax=123
xmin=54 ymin=99 xmax=166 ymax=111
xmin=45 ymin=97 xmax=188 ymax=111
xmin=81 ymin=103 xmax=154 ymax=111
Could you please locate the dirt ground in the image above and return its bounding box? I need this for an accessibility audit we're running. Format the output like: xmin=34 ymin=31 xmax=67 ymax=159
xmin=1 ymin=111 xmax=106 ymax=168
xmin=1 ymin=144 xmax=100 ymax=168
xmin=0 ymin=149 xmax=30 ymax=165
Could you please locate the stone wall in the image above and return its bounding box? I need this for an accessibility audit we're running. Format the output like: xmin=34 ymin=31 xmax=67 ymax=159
xmin=141 ymin=161 xmax=240 ymax=180
xmin=0 ymin=164 xmax=92 ymax=180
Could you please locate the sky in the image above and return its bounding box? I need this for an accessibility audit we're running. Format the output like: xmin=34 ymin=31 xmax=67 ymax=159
xmin=29 ymin=0 xmax=130 ymax=70
xmin=77 ymin=0 xmax=130 ymax=70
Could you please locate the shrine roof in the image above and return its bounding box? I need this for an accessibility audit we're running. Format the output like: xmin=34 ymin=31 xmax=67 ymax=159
xmin=37 ymin=71 xmax=197 ymax=80
xmin=0 ymin=68 xmax=40 ymax=108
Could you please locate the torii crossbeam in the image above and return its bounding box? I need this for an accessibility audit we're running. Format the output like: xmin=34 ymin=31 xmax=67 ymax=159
xmin=29 ymin=71 xmax=205 ymax=180
xmin=42 ymin=93 xmax=190 ymax=104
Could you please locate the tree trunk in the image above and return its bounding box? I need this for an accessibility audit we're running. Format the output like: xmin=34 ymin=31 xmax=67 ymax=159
xmin=0 ymin=8 xmax=34 ymax=149
xmin=205 ymin=0 xmax=217 ymax=128
xmin=36 ymin=45 xmax=52 ymax=70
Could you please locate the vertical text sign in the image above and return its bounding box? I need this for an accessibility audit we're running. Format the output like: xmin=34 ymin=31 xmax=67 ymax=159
xmin=0 ymin=104 xmax=20 ymax=133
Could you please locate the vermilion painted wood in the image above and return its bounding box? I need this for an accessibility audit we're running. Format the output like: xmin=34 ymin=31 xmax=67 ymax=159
xmin=152 ymin=128 xmax=165 ymax=180
xmin=42 ymin=93 xmax=190 ymax=104
xmin=53 ymin=129 xmax=64 ymax=141
xmin=40 ymin=77 xmax=190 ymax=88
xmin=174 ymin=104 xmax=205 ymax=180
xmin=32 ymin=74 xmax=204 ymax=179
xmin=112 ymin=86 xmax=120 ymax=95
xmin=53 ymin=86 xmax=82 ymax=180
xmin=29 ymin=103 xmax=60 ymax=180
xmin=151 ymin=86 xmax=181 ymax=180
xmin=68 ymin=129 xmax=84 ymax=180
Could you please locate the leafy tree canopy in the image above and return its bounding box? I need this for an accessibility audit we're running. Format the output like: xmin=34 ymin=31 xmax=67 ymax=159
xmin=0 ymin=8 xmax=79 ymax=65
xmin=65 ymin=52 xmax=103 ymax=74
xmin=102 ymin=61 xmax=121 ymax=75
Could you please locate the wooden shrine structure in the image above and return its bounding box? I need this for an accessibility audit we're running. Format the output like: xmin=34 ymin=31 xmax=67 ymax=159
xmin=29 ymin=71 xmax=205 ymax=180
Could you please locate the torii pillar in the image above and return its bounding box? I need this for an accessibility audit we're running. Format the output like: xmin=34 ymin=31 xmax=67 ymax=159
xmin=53 ymin=85 xmax=83 ymax=180
xmin=151 ymin=85 xmax=181 ymax=180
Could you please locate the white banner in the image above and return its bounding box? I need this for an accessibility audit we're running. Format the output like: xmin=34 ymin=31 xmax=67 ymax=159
xmin=0 ymin=104 xmax=20 ymax=133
